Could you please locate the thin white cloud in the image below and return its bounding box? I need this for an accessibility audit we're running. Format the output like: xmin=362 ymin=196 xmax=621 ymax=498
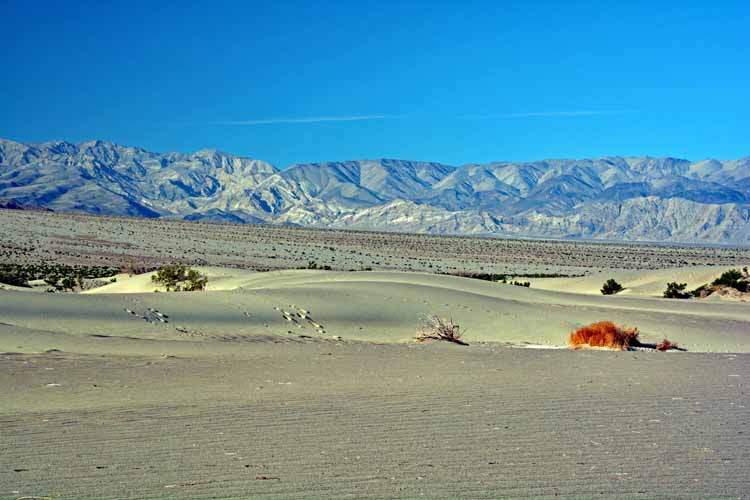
xmin=207 ymin=114 xmax=394 ymax=125
xmin=463 ymin=110 xmax=636 ymax=119
xmin=185 ymin=109 xmax=633 ymax=127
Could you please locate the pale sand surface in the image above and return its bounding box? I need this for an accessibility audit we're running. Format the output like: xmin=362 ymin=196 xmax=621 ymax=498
xmin=1 ymin=345 xmax=748 ymax=499
xmin=2 ymin=267 xmax=750 ymax=499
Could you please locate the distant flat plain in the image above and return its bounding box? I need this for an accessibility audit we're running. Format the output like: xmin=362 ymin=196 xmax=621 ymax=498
xmin=1 ymin=208 xmax=749 ymax=499
xmin=2 ymin=208 xmax=750 ymax=273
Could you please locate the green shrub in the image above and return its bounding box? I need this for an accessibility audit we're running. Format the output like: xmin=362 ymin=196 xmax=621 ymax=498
xmin=663 ymin=282 xmax=690 ymax=299
xmin=0 ymin=269 xmax=29 ymax=287
xmin=711 ymin=269 xmax=749 ymax=292
xmin=61 ymin=276 xmax=77 ymax=291
xmin=601 ymin=278 xmax=624 ymax=295
xmin=151 ymin=264 xmax=208 ymax=292
xmin=691 ymin=284 xmax=710 ymax=298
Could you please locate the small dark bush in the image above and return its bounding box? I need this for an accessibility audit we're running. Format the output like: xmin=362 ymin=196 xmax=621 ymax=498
xmin=0 ymin=269 xmax=29 ymax=287
xmin=601 ymin=278 xmax=624 ymax=295
xmin=301 ymin=261 xmax=332 ymax=271
xmin=61 ymin=276 xmax=77 ymax=291
xmin=663 ymin=282 xmax=690 ymax=299
xmin=691 ymin=284 xmax=711 ymax=298
xmin=711 ymin=269 xmax=749 ymax=292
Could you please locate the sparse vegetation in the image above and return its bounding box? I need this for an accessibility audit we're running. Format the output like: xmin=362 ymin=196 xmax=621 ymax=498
xmin=446 ymin=271 xmax=581 ymax=283
xmin=663 ymin=282 xmax=690 ymax=299
xmin=3 ymin=209 xmax=750 ymax=277
xmin=60 ymin=276 xmax=77 ymax=291
xmin=655 ymin=339 xmax=680 ymax=351
xmin=690 ymin=268 xmax=750 ymax=298
xmin=0 ymin=267 xmax=29 ymax=287
xmin=415 ymin=315 xmax=468 ymax=345
xmin=151 ymin=264 xmax=208 ymax=291
xmin=0 ymin=263 xmax=118 ymax=289
xmin=509 ymin=280 xmax=531 ymax=287
xmin=569 ymin=321 xmax=640 ymax=350
xmin=44 ymin=275 xmax=60 ymax=288
xmin=301 ymin=261 xmax=332 ymax=271
xmin=711 ymin=268 xmax=749 ymax=293
xmin=600 ymin=278 xmax=624 ymax=295
xmin=447 ymin=271 xmax=508 ymax=281
xmin=691 ymin=284 xmax=711 ymax=298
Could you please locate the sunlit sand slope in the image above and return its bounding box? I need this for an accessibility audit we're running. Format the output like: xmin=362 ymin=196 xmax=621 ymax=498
xmin=2 ymin=270 xmax=749 ymax=353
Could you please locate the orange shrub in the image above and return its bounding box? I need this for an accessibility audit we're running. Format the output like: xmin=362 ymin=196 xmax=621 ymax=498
xmin=655 ymin=339 xmax=678 ymax=351
xmin=569 ymin=321 xmax=640 ymax=350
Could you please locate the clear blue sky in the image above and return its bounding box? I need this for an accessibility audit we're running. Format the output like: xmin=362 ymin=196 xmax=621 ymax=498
xmin=1 ymin=0 xmax=748 ymax=168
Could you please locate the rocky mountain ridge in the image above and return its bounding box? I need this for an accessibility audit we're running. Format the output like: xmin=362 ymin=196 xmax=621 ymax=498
xmin=1 ymin=138 xmax=749 ymax=244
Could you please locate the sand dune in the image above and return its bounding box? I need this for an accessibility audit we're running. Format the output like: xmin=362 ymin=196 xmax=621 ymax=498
xmin=83 ymin=267 xmax=260 ymax=294
xmin=3 ymin=269 xmax=749 ymax=354
xmin=528 ymin=265 xmax=737 ymax=296
xmin=3 ymin=266 xmax=750 ymax=499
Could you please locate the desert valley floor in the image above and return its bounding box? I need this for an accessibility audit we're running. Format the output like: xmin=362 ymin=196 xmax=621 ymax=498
xmin=0 ymin=209 xmax=749 ymax=499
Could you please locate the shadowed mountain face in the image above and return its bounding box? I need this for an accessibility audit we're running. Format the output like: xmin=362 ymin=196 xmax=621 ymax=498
xmin=1 ymin=137 xmax=749 ymax=243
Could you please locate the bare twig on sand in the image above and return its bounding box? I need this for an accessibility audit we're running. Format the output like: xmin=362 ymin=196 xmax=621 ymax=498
xmin=415 ymin=315 xmax=468 ymax=346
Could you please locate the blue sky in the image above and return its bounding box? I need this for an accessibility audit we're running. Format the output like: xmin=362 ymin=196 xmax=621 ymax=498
xmin=1 ymin=0 xmax=748 ymax=168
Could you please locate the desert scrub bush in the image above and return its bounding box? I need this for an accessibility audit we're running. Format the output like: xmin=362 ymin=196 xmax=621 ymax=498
xmin=0 ymin=268 xmax=29 ymax=287
xmin=690 ymin=283 xmax=711 ymax=298
xmin=691 ymin=268 xmax=750 ymax=298
xmin=663 ymin=282 xmax=690 ymax=299
xmin=415 ymin=315 xmax=468 ymax=345
xmin=600 ymin=278 xmax=624 ymax=295
xmin=569 ymin=321 xmax=640 ymax=350
xmin=60 ymin=276 xmax=77 ymax=291
xmin=711 ymin=268 xmax=749 ymax=292
xmin=151 ymin=264 xmax=208 ymax=291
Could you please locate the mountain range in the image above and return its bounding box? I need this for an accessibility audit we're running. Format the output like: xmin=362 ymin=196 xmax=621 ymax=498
xmin=1 ymin=137 xmax=749 ymax=244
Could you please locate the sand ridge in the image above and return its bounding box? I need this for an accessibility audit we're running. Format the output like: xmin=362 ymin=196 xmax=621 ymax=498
xmin=2 ymin=268 xmax=749 ymax=354
xmin=527 ymin=265 xmax=739 ymax=296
